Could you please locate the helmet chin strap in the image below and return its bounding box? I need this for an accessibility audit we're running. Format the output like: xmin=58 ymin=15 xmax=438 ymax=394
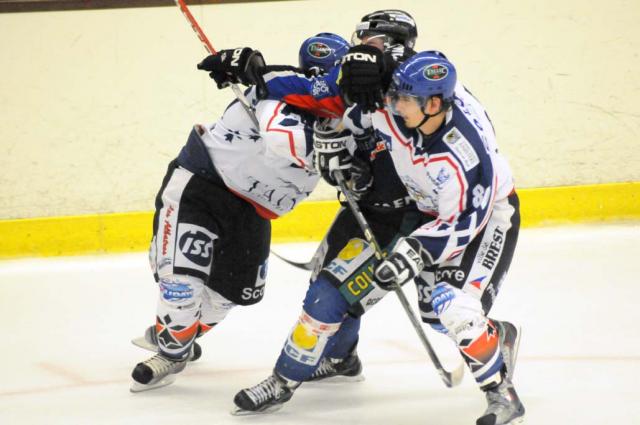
xmin=415 ymin=100 xmax=446 ymax=133
xmin=416 ymin=112 xmax=432 ymax=128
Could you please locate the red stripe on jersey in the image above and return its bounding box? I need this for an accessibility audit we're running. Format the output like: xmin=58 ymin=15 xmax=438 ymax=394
xmin=266 ymin=101 xmax=306 ymax=169
xmin=381 ymin=110 xmax=467 ymax=214
xmin=228 ymin=188 xmax=279 ymax=220
xmin=381 ymin=110 xmax=427 ymax=166
xmin=424 ymin=155 xmax=466 ymax=213
xmin=281 ymin=94 xmax=345 ymax=119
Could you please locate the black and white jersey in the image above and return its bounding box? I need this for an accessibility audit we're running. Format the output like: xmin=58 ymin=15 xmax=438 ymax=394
xmin=182 ymin=89 xmax=320 ymax=219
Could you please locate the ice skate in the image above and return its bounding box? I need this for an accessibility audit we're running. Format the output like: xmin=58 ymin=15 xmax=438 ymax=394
xmin=494 ymin=320 xmax=521 ymax=380
xmin=231 ymin=372 xmax=300 ymax=415
xmin=476 ymin=378 xmax=525 ymax=425
xmin=130 ymin=353 xmax=187 ymax=393
xmin=306 ymin=350 xmax=364 ymax=383
xmin=131 ymin=325 xmax=202 ymax=361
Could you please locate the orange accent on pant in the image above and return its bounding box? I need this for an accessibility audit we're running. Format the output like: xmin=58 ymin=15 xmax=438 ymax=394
xmin=460 ymin=320 xmax=500 ymax=365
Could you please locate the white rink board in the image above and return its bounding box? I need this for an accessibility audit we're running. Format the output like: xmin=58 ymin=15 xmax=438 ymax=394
xmin=1 ymin=224 xmax=639 ymax=424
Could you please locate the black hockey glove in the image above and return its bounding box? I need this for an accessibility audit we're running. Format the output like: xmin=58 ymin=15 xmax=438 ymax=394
xmin=338 ymin=45 xmax=386 ymax=113
xmin=313 ymin=121 xmax=354 ymax=186
xmin=197 ymin=48 xmax=266 ymax=90
xmin=348 ymin=156 xmax=373 ymax=201
xmin=374 ymin=237 xmax=432 ymax=290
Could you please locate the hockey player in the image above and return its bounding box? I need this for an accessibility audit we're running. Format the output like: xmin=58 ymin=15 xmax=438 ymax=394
xmin=232 ymin=52 xmax=525 ymax=425
xmin=197 ymin=10 xmax=425 ymax=385
xmin=129 ymin=33 xmax=349 ymax=392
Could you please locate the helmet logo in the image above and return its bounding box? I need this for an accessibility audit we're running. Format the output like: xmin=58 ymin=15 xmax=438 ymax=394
xmin=423 ymin=64 xmax=449 ymax=81
xmin=308 ymin=42 xmax=331 ymax=59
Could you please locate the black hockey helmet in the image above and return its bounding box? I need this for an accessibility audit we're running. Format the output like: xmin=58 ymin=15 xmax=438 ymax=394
xmin=353 ymin=9 xmax=418 ymax=49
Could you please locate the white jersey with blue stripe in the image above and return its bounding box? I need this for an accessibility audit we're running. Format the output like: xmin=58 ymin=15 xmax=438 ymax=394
xmin=370 ymin=83 xmax=515 ymax=264
xmin=199 ymin=89 xmax=320 ymax=218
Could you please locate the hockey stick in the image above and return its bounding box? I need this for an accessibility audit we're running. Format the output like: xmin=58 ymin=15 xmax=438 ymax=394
xmin=270 ymin=204 xmax=345 ymax=271
xmin=174 ymin=0 xmax=260 ymax=129
xmin=271 ymin=250 xmax=315 ymax=270
xmin=333 ymin=171 xmax=464 ymax=388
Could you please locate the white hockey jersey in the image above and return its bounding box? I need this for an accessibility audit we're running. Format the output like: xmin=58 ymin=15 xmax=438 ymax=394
xmin=368 ymin=83 xmax=515 ymax=264
xmin=180 ymin=89 xmax=320 ymax=219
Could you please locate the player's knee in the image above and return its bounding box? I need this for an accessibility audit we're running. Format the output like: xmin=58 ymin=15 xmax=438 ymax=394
xmin=302 ymin=275 xmax=349 ymax=323
xmin=158 ymin=274 xmax=204 ymax=309
xmin=199 ymin=286 xmax=236 ymax=325
xmin=284 ymin=308 xmax=342 ymax=366
xmin=431 ymin=283 xmax=485 ymax=343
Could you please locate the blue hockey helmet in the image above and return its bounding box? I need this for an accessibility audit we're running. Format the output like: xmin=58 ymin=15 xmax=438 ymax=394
xmin=299 ymin=33 xmax=350 ymax=74
xmin=388 ymin=51 xmax=457 ymax=106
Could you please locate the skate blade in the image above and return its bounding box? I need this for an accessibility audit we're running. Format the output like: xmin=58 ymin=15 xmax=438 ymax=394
xmin=129 ymin=375 xmax=177 ymax=393
xmin=131 ymin=337 xmax=157 ymax=352
xmin=230 ymin=403 xmax=284 ymax=416
xmin=511 ymin=325 xmax=522 ymax=379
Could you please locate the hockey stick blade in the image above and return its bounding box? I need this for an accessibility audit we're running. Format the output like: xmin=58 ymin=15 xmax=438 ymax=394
xmin=441 ymin=360 xmax=465 ymax=388
xmin=270 ymin=250 xmax=315 ymax=270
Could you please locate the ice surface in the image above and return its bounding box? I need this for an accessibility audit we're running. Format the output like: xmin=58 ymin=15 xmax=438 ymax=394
xmin=1 ymin=224 xmax=639 ymax=424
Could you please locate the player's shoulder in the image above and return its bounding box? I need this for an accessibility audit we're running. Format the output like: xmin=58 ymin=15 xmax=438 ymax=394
xmin=429 ymin=111 xmax=486 ymax=174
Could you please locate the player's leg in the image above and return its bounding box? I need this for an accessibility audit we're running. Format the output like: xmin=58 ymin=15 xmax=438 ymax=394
xmin=304 ymin=206 xmax=419 ymax=382
xmin=232 ymin=238 xmax=392 ymax=414
xmin=418 ymin=193 xmax=523 ymax=425
xmin=131 ymin=285 xmax=236 ymax=361
xmin=303 ymin=207 xmax=364 ymax=382
xmin=307 ymin=315 xmax=363 ymax=382
xmin=130 ymin=165 xmax=223 ymax=392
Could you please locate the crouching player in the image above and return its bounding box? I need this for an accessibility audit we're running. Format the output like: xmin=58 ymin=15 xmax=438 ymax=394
xmin=129 ymin=34 xmax=349 ymax=392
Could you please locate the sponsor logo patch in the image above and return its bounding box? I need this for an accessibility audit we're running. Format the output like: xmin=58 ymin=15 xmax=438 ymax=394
xmin=338 ymin=239 xmax=366 ymax=261
xmin=423 ymin=63 xmax=449 ymax=81
xmin=443 ymin=127 xmax=479 ymax=171
xmin=480 ymin=227 xmax=505 ymax=270
xmin=174 ymin=223 xmax=217 ymax=273
xmin=159 ymin=278 xmax=193 ymax=301
xmin=308 ymin=42 xmax=331 ymax=58
xmin=469 ymin=276 xmax=486 ymax=290
xmin=431 ymin=284 xmax=455 ymax=316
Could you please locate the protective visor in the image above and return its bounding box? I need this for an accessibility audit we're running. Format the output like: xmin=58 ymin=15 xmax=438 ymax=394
xmin=386 ymin=83 xmax=428 ymax=116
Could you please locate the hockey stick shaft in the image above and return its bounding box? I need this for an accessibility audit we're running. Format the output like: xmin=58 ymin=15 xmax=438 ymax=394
xmin=174 ymin=0 xmax=260 ymax=128
xmin=333 ymin=171 xmax=463 ymax=388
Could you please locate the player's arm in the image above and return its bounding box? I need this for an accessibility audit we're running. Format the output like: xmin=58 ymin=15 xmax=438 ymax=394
xmin=197 ymin=48 xmax=344 ymax=117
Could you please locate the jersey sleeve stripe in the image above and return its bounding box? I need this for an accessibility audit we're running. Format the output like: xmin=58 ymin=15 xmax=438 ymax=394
xmin=266 ymin=101 xmax=306 ymax=169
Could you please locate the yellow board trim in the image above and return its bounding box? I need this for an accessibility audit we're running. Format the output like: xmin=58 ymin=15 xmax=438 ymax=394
xmin=1 ymin=182 xmax=638 ymax=259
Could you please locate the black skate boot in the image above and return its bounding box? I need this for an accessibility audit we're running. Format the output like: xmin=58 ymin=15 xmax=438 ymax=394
xmin=493 ymin=320 xmax=521 ymax=381
xmin=130 ymin=353 xmax=187 ymax=393
xmin=131 ymin=325 xmax=202 ymax=361
xmin=232 ymin=372 xmax=300 ymax=415
xmin=306 ymin=349 xmax=364 ymax=382
xmin=476 ymin=378 xmax=525 ymax=425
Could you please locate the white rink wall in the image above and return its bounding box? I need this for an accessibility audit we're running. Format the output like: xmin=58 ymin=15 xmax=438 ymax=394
xmin=1 ymin=0 xmax=639 ymax=219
